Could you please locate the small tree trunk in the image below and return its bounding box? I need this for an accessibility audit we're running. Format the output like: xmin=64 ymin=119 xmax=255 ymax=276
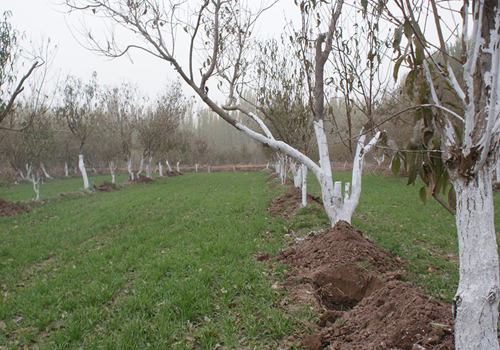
xmin=32 ymin=173 xmax=40 ymax=201
xmin=26 ymin=164 xmax=33 ymax=181
xmin=78 ymin=154 xmax=90 ymax=190
xmin=41 ymin=164 xmax=51 ymax=178
xmin=208 ymin=165 xmax=211 ymax=173
xmin=176 ymin=161 xmax=180 ymax=172
xmin=109 ymin=161 xmax=117 ymax=184
xmin=301 ymin=164 xmax=308 ymax=207
xmin=127 ymin=159 xmax=134 ymax=180
xmin=65 ymin=162 xmax=69 ymax=177
xmin=166 ymin=160 xmax=172 ymax=172
xmin=146 ymin=157 xmax=152 ymax=178
xmin=453 ymin=167 xmax=500 ymax=350
xmin=496 ymin=161 xmax=500 ymax=183
xmin=158 ymin=162 xmax=163 ymax=177
xmin=195 ymin=164 xmax=198 ymax=172
xmin=137 ymin=156 xmax=144 ymax=178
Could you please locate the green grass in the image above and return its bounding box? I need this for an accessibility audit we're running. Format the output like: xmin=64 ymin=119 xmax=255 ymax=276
xmin=3 ymin=169 xmax=500 ymax=348
xmin=0 ymin=172 xmax=313 ymax=349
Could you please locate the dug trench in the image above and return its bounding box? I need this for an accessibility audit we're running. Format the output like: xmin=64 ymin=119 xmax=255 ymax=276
xmin=264 ymin=185 xmax=454 ymax=350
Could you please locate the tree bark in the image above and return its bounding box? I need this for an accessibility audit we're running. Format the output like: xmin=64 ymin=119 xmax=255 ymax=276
xmin=453 ymin=166 xmax=500 ymax=350
xmin=78 ymin=154 xmax=89 ymax=189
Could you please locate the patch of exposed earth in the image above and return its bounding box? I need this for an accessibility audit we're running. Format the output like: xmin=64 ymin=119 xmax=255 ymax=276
xmin=95 ymin=181 xmax=120 ymax=192
xmin=267 ymin=186 xmax=322 ymax=217
xmin=266 ymin=187 xmax=454 ymax=349
xmin=0 ymin=198 xmax=28 ymax=216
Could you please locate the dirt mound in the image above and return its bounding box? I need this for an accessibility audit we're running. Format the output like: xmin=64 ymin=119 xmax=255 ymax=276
xmin=273 ymin=221 xmax=454 ymax=349
xmin=127 ymin=176 xmax=154 ymax=184
xmin=96 ymin=181 xmax=119 ymax=192
xmin=165 ymin=170 xmax=183 ymax=177
xmin=0 ymin=198 xmax=27 ymax=216
xmin=268 ymin=186 xmax=322 ymax=217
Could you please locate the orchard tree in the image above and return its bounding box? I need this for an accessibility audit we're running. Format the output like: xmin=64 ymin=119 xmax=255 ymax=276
xmin=64 ymin=0 xmax=384 ymax=225
xmin=386 ymin=0 xmax=500 ymax=348
xmin=57 ymin=73 xmax=101 ymax=189
xmin=0 ymin=11 xmax=40 ymax=129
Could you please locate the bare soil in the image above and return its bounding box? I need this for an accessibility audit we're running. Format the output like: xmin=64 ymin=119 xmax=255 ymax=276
xmin=267 ymin=188 xmax=454 ymax=349
xmin=95 ymin=181 xmax=120 ymax=192
xmin=126 ymin=176 xmax=155 ymax=184
xmin=267 ymin=186 xmax=321 ymax=217
xmin=0 ymin=198 xmax=28 ymax=216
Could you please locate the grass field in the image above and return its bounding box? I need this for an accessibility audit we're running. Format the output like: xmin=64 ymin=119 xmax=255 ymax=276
xmin=1 ymin=170 xmax=500 ymax=348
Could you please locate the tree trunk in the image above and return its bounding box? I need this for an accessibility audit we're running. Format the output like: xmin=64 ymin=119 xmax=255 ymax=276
xmin=166 ymin=159 xmax=172 ymax=172
xmin=158 ymin=162 xmax=163 ymax=177
xmin=109 ymin=161 xmax=116 ymax=184
xmin=127 ymin=159 xmax=134 ymax=180
xmin=65 ymin=162 xmax=69 ymax=177
xmin=137 ymin=156 xmax=144 ymax=178
xmin=301 ymin=164 xmax=307 ymax=207
xmin=146 ymin=157 xmax=152 ymax=178
xmin=41 ymin=163 xmax=51 ymax=178
xmin=453 ymin=167 xmax=500 ymax=350
xmin=78 ymin=154 xmax=89 ymax=189
xmin=176 ymin=161 xmax=180 ymax=173
xmin=195 ymin=163 xmax=198 ymax=172
xmin=32 ymin=173 xmax=40 ymax=201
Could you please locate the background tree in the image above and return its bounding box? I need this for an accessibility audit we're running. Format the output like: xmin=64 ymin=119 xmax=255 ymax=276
xmin=57 ymin=73 xmax=101 ymax=189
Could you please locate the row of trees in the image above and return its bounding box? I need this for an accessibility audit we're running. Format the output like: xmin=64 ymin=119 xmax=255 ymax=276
xmin=60 ymin=0 xmax=500 ymax=348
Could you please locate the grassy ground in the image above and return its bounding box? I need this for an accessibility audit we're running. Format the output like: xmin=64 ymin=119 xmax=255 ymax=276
xmin=1 ymin=170 xmax=500 ymax=348
xmin=0 ymin=172 xmax=314 ymax=349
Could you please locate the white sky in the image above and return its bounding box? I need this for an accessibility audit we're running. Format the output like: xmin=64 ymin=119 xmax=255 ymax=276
xmin=4 ymin=0 xmax=298 ymax=102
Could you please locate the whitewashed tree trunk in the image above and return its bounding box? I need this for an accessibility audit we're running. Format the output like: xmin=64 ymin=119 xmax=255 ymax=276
xmin=195 ymin=163 xmax=199 ymax=172
xmin=146 ymin=157 xmax=152 ymax=178
xmin=109 ymin=161 xmax=117 ymax=184
xmin=65 ymin=162 xmax=69 ymax=177
xmin=74 ymin=165 xmax=78 ymax=175
xmin=41 ymin=163 xmax=51 ymax=178
xmin=266 ymin=162 xmax=269 ymax=170
xmin=208 ymin=165 xmax=211 ymax=173
xmin=78 ymin=154 xmax=90 ymax=190
xmin=301 ymin=164 xmax=308 ymax=207
xmin=32 ymin=173 xmax=40 ymax=201
xmin=26 ymin=164 xmax=33 ymax=181
xmin=158 ymin=162 xmax=163 ymax=177
xmin=453 ymin=166 xmax=500 ymax=349
xmin=233 ymin=165 xmax=236 ymax=172
xmin=18 ymin=169 xmax=26 ymax=180
xmin=496 ymin=160 xmax=500 ymax=183
xmin=176 ymin=161 xmax=180 ymax=172
xmin=374 ymin=154 xmax=384 ymax=166
xmin=166 ymin=159 xmax=172 ymax=172
xmin=334 ymin=128 xmax=381 ymax=223
xmin=136 ymin=156 xmax=144 ymax=178
xmin=290 ymin=161 xmax=302 ymax=188
xmin=127 ymin=159 xmax=134 ymax=180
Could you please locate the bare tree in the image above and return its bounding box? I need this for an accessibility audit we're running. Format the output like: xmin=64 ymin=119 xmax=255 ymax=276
xmin=57 ymin=73 xmax=101 ymax=189
xmin=0 ymin=11 xmax=40 ymax=129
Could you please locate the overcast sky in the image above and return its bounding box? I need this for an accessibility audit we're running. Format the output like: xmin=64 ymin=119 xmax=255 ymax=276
xmin=5 ymin=0 xmax=297 ymax=102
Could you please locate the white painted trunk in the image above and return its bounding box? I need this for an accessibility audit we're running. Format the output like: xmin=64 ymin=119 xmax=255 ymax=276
xmin=496 ymin=160 xmax=500 ymax=183
xmin=65 ymin=162 xmax=69 ymax=177
xmin=74 ymin=165 xmax=78 ymax=174
xmin=208 ymin=165 xmax=211 ymax=173
xmin=159 ymin=162 xmax=163 ymax=177
xmin=233 ymin=165 xmax=236 ymax=172
xmin=32 ymin=174 xmax=40 ymax=201
xmin=127 ymin=159 xmax=134 ymax=180
xmin=266 ymin=162 xmax=269 ymax=170
xmin=26 ymin=164 xmax=33 ymax=181
xmin=137 ymin=156 xmax=144 ymax=178
xmin=166 ymin=160 xmax=172 ymax=172
xmin=301 ymin=164 xmax=307 ymax=207
xmin=146 ymin=157 xmax=152 ymax=178
xmin=78 ymin=154 xmax=89 ymax=190
xmin=290 ymin=161 xmax=302 ymax=188
xmin=41 ymin=164 xmax=51 ymax=178
xmin=375 ymin=154 xmax=384 ymax=166
xmin=453 ymin=167 xmax=500 ymax=350
xmin=18 ymin=169 xmax=26 ymax=180
xmin=195 ymin=164 xmax=198 ymax=172
xmin=109 ymin=161 xmax=117 ymax=184
xmin=176 ymin=161 xmax=180 ymax=172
